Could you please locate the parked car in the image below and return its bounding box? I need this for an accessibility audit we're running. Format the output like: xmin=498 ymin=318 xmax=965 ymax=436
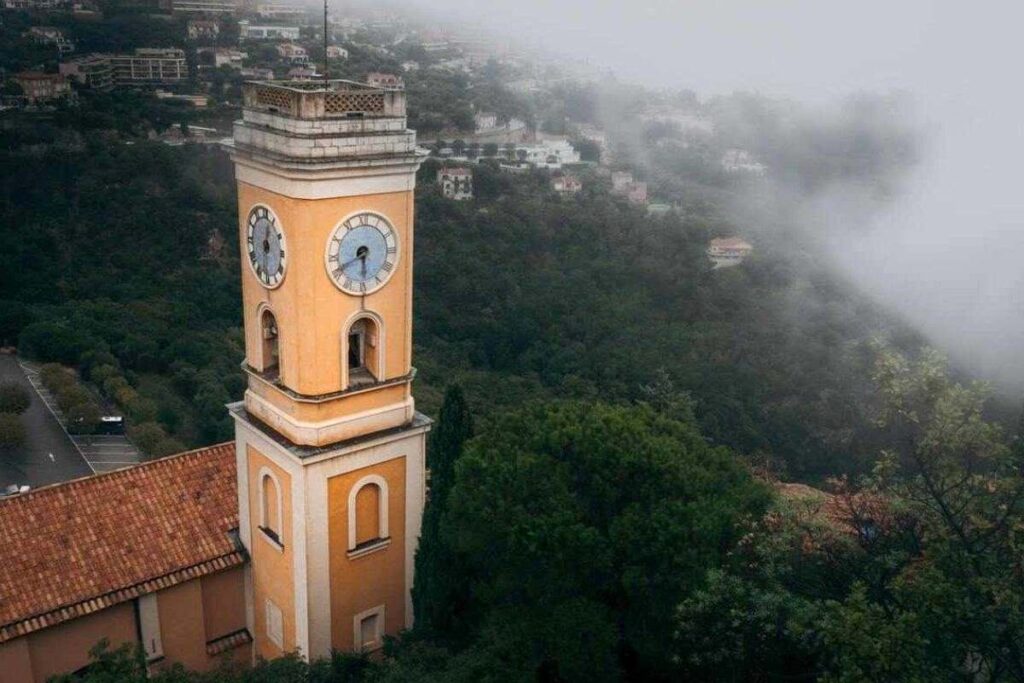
xmin=96 ymin=415 xmax=124 ymax=435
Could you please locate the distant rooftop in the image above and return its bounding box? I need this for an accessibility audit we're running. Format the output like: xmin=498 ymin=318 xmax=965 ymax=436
xmin=242 ymin=79 xmax=406 ymax=119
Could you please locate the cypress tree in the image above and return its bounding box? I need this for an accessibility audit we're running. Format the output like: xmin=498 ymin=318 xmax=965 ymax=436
xmin=411 ymin=385 xmax=473 ymax=636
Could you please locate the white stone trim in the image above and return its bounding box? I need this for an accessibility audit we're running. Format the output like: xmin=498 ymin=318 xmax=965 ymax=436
xmin=347 ymin=474 xmax=389 ymax=551
xmin=139 ymin=593 xmax=162 ymax=662
xmin=234 ymin=416 xmax=311 ymax=659
xmin=244 ymin=389 xmax=415 ymax=446
xmin=341 ymin=308 xmax=386 ymax=389
xmin=403 ymin=430 xmax=427 ymax=629
xmin=235 ymin=159 xmax=418 ymax=200
xmin=352 ymin=604 xmax=385 ymax=652
xmin=265 ymin=598 xmax=283 ymax=648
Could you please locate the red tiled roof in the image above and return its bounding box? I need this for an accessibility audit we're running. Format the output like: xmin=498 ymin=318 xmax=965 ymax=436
xmin=206 ymin=627 xmax=253 ymax=656
xmin=0 ymin=443 xmax=242 ymax=643
xmin=709 ymin=237 xmax=753 ymax=250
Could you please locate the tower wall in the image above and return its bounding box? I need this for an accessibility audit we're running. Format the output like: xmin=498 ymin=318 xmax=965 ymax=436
xmin=227 ymin=80 xmax=430 ymax=663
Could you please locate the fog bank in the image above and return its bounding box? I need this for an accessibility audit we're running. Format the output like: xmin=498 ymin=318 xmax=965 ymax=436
xmin=402 ymin=0 xmax=1024 ymax=393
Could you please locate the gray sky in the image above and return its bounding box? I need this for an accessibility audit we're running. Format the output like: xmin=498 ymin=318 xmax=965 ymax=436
xmin=405 ymin=0 xmax=1024 ymax=390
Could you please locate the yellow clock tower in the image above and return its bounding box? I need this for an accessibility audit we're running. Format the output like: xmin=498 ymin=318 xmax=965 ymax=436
xmin=225 ymin=79 xmax=430 ymax=661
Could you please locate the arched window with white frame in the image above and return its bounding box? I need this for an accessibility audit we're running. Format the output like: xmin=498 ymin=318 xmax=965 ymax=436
xmin=259 ymin=467 xmax=283 ymax=547
xmin=347 ymin=474 xmax=389 ymax=554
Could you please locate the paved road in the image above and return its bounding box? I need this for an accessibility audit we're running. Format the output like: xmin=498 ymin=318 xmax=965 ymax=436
xmin=0 ymin=354 xmax=92 ymax=489
xmin=19 ymin=360 xmax=143 ymax=475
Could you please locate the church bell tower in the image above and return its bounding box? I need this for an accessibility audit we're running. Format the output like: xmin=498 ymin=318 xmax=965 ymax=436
xmin=225 ymin=79 xmax=430 ymax=661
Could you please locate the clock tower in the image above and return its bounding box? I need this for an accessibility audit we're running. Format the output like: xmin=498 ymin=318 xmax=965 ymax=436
xmin=225 ymin=80 xmax=430 ymax=661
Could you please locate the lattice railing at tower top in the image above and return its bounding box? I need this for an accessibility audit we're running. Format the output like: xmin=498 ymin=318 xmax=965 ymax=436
xmin=243 ymin=80 xmax=404 ymax=119
xmin=324 ymin=90 xmax=385 ymax=115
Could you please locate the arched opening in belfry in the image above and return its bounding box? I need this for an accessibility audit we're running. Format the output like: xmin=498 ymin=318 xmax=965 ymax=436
xmin=261 ymin=309 xmax=281 ymax=381
xmin=345 ymin=316 xmax=380 ymax=388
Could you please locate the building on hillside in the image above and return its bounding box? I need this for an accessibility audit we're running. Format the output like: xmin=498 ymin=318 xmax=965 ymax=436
xmin=238 ymin=21 xmax=300 ymax=41
xmin=155 ymin=89 xmax=209 ymax=106
xmin=72 ymin=0 xmax=102 ymax=18
xmin=721 ymin=148 xmax=767 ymax=176
xmin=187 ymin=19 xmax=220 ymax=40
xmin=61 ymin=50 xmax=185 ymax=88
xmin=400 ymin=60 xmax=419 ymax=72
xmin=24 ymin=27 xmax=75 ymax=54
xmin=437 ymin=167 xmax=473 ymax=200
xmin=108 ymin=49 xmax=187 ymax=85
xmin=473 ymin=111 xmax=498 ymax=132
xmin=13 ymin=72 xmax=71 ymax=104
xmin=0 ymin=78 xmax=431 ymax=680
xmin=552 ymin=174 xmax=582 ymax=195
xmin=519 ymin=139 xmax=579 ymax=169
xmin=366 ymin=72 xmax=402 ymax=88
xmin=197 ymin=47 xmax=247 ymax=69
xmin=240 ymin=66 xmax=274 ymax=80
xmin=255 ymin=2 xmax=305 ymax=19
xmin=1 ymin=0 xmax=68 ymax=8
xmin=326 ymin=45 xmax=348 ymax=59
xmin=286 ymin=66 xmax=318 ymax=80
xmin=59 ymin=53 xmax=114 ymax=90
xmin=275 ymin=42 xmax=308 ymax=63
xmin=171 ymin=0 xmax=241 ymax=13
xmin=707 ymin=237 xmax=754 ymax=269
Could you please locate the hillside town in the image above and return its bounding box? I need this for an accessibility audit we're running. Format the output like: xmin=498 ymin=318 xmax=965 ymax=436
xmin=0 ymin=0 xmax=768 ymax=238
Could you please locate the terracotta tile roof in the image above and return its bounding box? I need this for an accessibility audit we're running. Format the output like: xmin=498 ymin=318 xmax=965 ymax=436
xmin=206 ymin=627 xmax=253 ymax=656
xmin=0 ymin=443 xmax=242 ymax=643
xmin=709 ymin=237 xmax=753 ymax=251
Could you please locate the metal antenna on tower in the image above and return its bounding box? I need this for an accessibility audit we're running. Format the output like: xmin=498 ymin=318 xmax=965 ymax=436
xmin=323 ymin=0 xmax=329 ymax=88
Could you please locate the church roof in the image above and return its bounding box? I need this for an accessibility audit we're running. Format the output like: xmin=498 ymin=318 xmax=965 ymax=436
xmin=0 ymin=443 xmax=242 ymax=643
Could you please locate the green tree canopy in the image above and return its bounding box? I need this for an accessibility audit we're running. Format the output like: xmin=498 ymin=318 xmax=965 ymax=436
xmin=435 ymin=400 xmax=771 ymax=679
xmin=0 ymin=381 xmax=31 ymax=414
xmin=0 ymin=412 xmax=26 ymax=451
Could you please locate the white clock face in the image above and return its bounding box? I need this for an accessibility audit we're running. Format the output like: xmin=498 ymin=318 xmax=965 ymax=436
xmin=246 ymin=205 xmax=286 ymax=288
xmin=325 ymin=212 xmax=399 ymax=295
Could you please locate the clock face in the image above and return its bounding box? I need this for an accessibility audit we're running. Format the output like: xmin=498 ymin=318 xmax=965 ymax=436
xmin=246 ymin=205 xmax=286 ymax=288
xmin=325 ymin=212 xmax=399 ymax=294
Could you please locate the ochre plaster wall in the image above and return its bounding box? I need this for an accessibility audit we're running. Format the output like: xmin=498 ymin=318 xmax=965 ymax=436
xmin=328 ymin=456 xmax=407 ymax=652
xmin=201 ymin=565 xmax=248 ymax=642
xmin=247 ymin=444 xmax=296 ymax=659
xmin=24 ymin=602 xmax=135 ymax=682
xmin=237 ymin=184 xmax=415 ymax=399
xmin=156 ymin=579 xmax=209 ymax=672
